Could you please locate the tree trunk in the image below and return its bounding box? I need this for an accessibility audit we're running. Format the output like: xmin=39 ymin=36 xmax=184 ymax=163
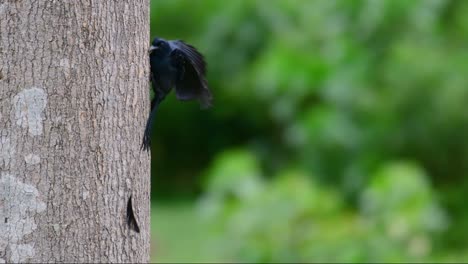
xmin=0 ymin=1 xmax=150 ymax=263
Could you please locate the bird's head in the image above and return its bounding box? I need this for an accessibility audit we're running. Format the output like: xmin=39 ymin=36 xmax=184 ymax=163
xmin=149 ymin=37 xmax=171 ymax=57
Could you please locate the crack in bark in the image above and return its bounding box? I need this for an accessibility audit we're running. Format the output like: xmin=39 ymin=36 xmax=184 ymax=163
xmin=126 ymin=195 xmax=140 ymax=233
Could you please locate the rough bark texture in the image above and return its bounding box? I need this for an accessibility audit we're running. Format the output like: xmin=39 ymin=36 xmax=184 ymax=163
xmin=0 ymin=1 xmax=150 ymax=263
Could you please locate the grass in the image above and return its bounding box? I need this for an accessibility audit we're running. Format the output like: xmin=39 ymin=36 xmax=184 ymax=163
xmin=150 ymin=201 xmax=224 ymax=263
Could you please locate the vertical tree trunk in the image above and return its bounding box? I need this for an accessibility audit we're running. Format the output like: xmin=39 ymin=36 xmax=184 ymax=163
xmin=0 ymin=1 xmax=150 ymax=262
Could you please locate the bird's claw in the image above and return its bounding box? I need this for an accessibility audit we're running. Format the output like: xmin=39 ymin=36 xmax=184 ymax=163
xmin=141 ymin=132 xmax=151 ymax=152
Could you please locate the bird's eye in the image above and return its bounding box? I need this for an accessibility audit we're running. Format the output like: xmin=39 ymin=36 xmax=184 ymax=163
xmin=156 ymin=42 xmax=163 ymax=47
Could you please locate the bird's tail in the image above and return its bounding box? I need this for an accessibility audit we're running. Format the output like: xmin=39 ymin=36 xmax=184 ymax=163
xmin=141 ymin=98 xmax=162 ymax=152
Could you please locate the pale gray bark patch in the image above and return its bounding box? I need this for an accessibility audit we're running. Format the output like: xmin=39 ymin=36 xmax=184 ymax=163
xmin=0 ymin=173 xmax=46 ymax=262
xmin=12 ymin=87 xmax=47 ymax=136
xmin=10 ymin=244 xmax=35 ymax=263
xmin=24 ymin=154 xmax=40 ymax=165
xmin=82 ymin=191 xmax=90 ymax=200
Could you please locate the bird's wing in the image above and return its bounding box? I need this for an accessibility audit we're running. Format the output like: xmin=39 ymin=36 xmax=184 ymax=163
xmin=169 ymin=40 xmax=212 ymax=108
xmin=170 ymin=40 xmax=206 ymax=75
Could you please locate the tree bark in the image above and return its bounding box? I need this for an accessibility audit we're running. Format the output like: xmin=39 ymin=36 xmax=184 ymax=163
xmin=0 ymin=1 xmax=150 ymax=263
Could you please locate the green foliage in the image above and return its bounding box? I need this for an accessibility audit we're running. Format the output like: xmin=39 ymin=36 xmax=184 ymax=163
xmin=150 ymin=0 xmax=468 ymax=262
xmin=200 ymin=152 xmax=447 ymax=262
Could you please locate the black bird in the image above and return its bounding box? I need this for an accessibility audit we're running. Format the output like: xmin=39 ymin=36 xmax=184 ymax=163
xmin=141 ymin=37 xmax=212 ymax=151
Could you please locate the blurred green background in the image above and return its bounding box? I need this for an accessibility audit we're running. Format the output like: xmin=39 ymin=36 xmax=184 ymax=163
xmin=148 ymin=0 xmax=468 ymax=262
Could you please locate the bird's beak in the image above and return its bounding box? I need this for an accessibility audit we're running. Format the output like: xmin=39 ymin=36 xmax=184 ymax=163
xmin=148 ymin=45 xmax=158 ymax=54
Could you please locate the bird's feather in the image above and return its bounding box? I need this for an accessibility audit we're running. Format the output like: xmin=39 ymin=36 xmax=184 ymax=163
xmin=170 ymin=40 xmax=206 ymax=75
xmin=169 ymin=41 xmax=212 ymax=108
